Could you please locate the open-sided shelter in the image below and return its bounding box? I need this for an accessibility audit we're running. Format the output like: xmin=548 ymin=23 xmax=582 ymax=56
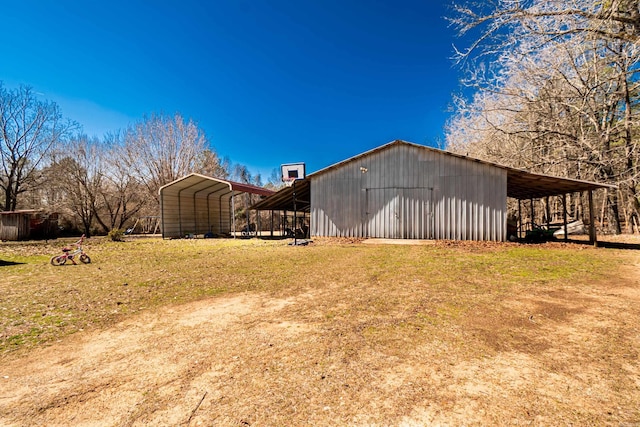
xmin=159 ymin=173 xmax=274 ymax=238
xmin=252 ymin=140 xmax=616 ymax=242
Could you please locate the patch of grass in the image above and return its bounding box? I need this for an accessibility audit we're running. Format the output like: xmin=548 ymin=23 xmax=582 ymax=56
xmin=0 ymin=237 xmax=630 ymax=357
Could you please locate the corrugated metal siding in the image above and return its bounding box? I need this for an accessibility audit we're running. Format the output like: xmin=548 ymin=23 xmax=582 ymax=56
xmin=160 ymin=188 xmax=232 ymax=238
xmin=310 ymin=144 xmax=507 ymax=241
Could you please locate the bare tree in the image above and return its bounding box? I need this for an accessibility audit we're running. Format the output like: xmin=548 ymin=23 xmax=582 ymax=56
xmin=45 ymin=136 xmax=105 ymax=236
xmin=45 ymin=133 xmax=161 ymax=235
xmin=95 ymin=134 xmax=152 ymax=232
xmin=0 ymin=83 xmax=76 ymax=211
xmin=41 ymin=115 xmax=229 ymax=233
xmin=449 ymin=0 xmax=640 ymax=63
xmin=446 ymin=0 xmax=640 ymax=232
xmin=196 ymin=149 xmax=230 ymax=179
xmin=265 ymin=168 xmax=284 ymax=189
xmin=121 ymin=113 xmax=208 ymax=206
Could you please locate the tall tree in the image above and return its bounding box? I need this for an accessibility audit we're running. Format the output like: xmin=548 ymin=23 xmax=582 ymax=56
xmin=231 ymin=164 xmax=253 ymax=184
xmin=46 ymin=136 xmax=104 ymax=236
xmin=196 ymin=149 xmax=230 ymax=179
xmin=121 ymin=113 xmax=208 ymax=205
xmin=0 ymin=83 xmax=76 ymax=211
xmin=449 ymin=0 xmax=640 ymax=63
xmin=446 ymin=0 xmax=640 ymax=232
xmin=96 ymin=134 xmax=152 ymax=232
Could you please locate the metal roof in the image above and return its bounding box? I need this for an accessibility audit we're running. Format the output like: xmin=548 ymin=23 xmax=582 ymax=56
xmin=251 ymin=179 xmax=310 ymax=211
xmin=251 ymin=140 xmax=617 ymax=212
xmin=505 ymin=169 xmax=616 ymax=199
xmin=309 ymin=140 xmax=616 ymax=200
xmin=159 ymin=173 xmax=275 ymax=198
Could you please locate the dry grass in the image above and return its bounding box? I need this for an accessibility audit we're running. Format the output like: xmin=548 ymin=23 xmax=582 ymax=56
xmin=1 ymin=236 xmax=639 ymax=425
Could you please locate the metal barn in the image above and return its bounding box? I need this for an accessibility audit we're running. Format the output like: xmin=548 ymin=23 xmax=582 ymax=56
xmin=159 ymin=174 xmax=274 ymax=238
xmin=253 ymin=140 xmax=615 ymax=242
xmin=310 ymin=141 xmax=507 ymax=240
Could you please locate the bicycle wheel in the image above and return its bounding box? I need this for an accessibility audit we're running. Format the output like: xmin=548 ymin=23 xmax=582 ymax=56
xmin=79 ymin=254 xmax=91 ymax=264
xmin=50 ymin=255 xmax=66 ymax=266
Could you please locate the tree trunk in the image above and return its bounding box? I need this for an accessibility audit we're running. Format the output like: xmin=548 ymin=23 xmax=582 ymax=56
xmin=608 ymin=192 xmax=623 ymax=234
xmin=3 ymin=187 xmax=11 ymax=211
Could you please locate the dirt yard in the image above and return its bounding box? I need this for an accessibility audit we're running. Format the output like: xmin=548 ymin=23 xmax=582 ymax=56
xmin=0 ymin=237 xmax=639 ymax=426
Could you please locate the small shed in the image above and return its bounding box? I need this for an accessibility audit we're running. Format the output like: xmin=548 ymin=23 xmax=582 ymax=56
xmin=0 ymin=210 xmax=58 ymax=241
xmin=159 ymin=173 xmax=275 ymax=238
xmin=253 ymin=140 xmax=616 ymax=242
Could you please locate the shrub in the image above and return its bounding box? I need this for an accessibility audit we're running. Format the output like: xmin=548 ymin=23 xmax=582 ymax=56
xmin=108 ymin=228 xmax=125 ymax=242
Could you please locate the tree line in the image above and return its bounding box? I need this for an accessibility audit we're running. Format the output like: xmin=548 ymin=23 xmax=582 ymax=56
xmin=0 ymin=83 xmax=281 ymax=236
xmin=445 ymin=0 xmax=639 ymax=233
xmin=5 ymin=1 xmax=639 ymax=237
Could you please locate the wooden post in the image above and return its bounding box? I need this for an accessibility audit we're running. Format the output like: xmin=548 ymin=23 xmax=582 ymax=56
xmin=562 ymin=193 xmax=568 ymax=242
xmin=588 ymin=190 xmax=597 ymax=247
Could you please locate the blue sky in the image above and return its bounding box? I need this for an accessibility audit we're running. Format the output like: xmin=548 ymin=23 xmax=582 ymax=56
xmin=1 ymin=1 xmax=464 ymax=179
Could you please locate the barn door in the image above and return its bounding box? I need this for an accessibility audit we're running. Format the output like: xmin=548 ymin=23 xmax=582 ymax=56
xmin=365 ymin=188 xmax=401 ymax=238
xmin=365 ymin=187 xmax=434 ymax=239
xmin=398 ymin=188 xmax=434 ymax=239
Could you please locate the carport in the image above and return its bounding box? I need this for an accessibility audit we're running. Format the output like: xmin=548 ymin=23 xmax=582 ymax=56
xmin=505 ymin=168 xmax=617 ymax=245
xmin=159 ymin=173 xmax=275 ymax=239
xmin=251 ymin=179 xmax=311 ymax=238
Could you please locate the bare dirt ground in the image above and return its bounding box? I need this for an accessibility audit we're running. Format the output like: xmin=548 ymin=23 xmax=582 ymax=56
xmin=1 ymin=237 xmax=639 ymax=426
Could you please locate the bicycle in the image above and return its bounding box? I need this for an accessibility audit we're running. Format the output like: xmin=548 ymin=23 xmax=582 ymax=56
xmin=50 ymin=235 xmax=91 ymax=266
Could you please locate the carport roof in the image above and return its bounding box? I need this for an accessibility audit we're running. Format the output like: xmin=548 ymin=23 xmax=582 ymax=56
xmin=505 ymin=168 xmax=616 ymax=199
xmin=251 ymin=179 xmax=310 ymax=212
xmin=159 ymin=173 xmax=275 ymax=198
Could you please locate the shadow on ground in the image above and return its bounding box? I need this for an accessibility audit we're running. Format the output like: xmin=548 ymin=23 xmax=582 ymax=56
xmin=0 ymin=260 xmax=24 ymax=267
xmin=540 ymin=237 xmax=640 ymax=251
xmin=592 ymin=241 xmax=640 ymax=250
